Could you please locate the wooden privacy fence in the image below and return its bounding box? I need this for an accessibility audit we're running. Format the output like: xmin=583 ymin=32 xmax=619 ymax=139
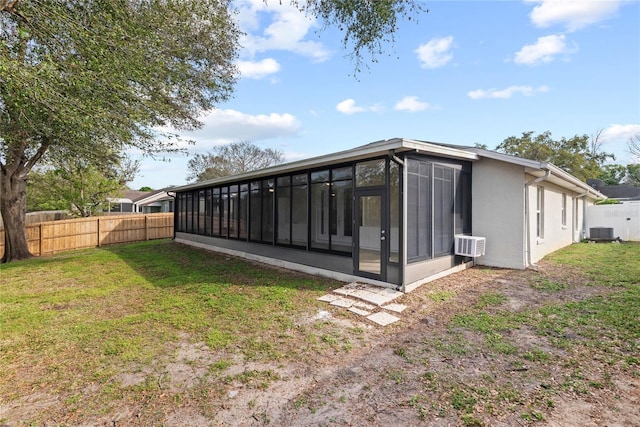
xmin=0 ymin=213 xmax=174 ymax=258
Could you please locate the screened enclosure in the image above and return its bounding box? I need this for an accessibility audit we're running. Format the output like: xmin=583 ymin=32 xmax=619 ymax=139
xmin=174 ymin=139 xmax=474 ymax=288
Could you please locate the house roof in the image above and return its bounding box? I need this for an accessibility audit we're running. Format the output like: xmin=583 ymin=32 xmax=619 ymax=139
xmin=173 ymin=138 xmax=478 ymax=192
xmin=173 ymin=138 xmax=606 ymax=199
xmin=108 ymin=188 xmax=175 ymax=204
xmin=590 ymin=184 xmax=640 ymax=200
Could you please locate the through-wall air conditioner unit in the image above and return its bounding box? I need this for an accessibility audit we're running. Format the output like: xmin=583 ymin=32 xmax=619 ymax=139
xmin=455 ymin=235 xmax=486 ymax=257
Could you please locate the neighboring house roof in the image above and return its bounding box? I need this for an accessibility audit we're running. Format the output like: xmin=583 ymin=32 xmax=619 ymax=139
xmin=131 ymin=188 xmax=175 ymax=205
xmin=108 ymin=188 xmax=175 ymax=205
xmin=172 ymin=138 xmax=606 ymax=200
xmin=587 ymin=180 xmax=640 ymax=201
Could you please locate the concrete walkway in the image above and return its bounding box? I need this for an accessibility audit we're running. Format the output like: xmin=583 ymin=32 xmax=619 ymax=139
xmin=317 ymin=283 xmax=407 ymax=326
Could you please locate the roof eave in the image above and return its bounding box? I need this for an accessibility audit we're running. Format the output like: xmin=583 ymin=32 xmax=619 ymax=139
xmin=173 ymin=138 xmax=479 ymax=192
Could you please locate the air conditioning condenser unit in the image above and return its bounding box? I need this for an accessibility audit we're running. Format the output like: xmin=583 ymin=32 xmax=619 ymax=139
xmin=455 ymin=235 xmax=486 ymax=257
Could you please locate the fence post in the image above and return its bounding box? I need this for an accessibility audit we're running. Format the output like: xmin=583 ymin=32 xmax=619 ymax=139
xmin=145 ymin=215 xmax=149 ymax=241
xmin=97 ymin=217 xmax=101 ymax=247
xmin=39 ymin=223 xmax=43 ymax=256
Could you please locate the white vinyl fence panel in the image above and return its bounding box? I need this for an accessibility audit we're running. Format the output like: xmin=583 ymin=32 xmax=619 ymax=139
xmin=586 ymin=201 xmax=640 ymax=241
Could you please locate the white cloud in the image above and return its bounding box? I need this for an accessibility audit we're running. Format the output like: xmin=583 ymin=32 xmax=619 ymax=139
xmin=394 ymin=96 xmax=430 ymax=112
xmin=600 ymin=123 xmax=640 ymax=143
xmin=514 ymin=34 xmax=576 ymax=65
xmin=527 ymin=0 xmax=622 ymax=32
xmin=415 ymin=36 xmax=454 ymax=69
xmin=157 ymin=109 xmax=301 ymax=151
xmin=237 ymin=0 xmax=330 ymax=62
xmin=336 ymin=99 xmax=382 ymax=115
xmin=467 ymin=85 xmax=549 ymax=100
xmin=236 ymin=58 xmax=281 ymax=79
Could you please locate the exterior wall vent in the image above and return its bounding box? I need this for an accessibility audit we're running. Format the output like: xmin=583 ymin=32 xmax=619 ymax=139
xmin=455 ymin=235 xmax=486 ymax=257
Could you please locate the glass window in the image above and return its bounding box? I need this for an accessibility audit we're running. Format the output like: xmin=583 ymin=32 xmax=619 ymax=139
xmin=454 ymin=170 xmax=472 ymax=235
xmin=311 ymin=170 xmax=330 ymax=183
xmin=205 ymin=188 xmax=212 ymax=236
xmin=291 ymin=177 xmax=308 ymax=247
xmin=356 ymin=159 xmax=385 ymax=187
xmin=293 ymin=174 xmax=308 ymax=185
xmin=212 ymin=188 xmax=221 ymax=237
xmin=250 ymin=181 xmax=261 ymax=241
xmin=537 ymin=187 xmax=544 ymax=239
xmin=229 ymin=185 xmax=239 ymax=238
xmin=310 ymin=170 xmax=330 ymax=250
xmin=239 ymin=184 xmax=248 ymax=240
xmin=389 ymin=162 xmax=400 ymax=263
xmin=407 ymin=159 xmax=431 ymax=261
xmin=178 ymin=193 xmax=186 ymax=232
xmin=332 ymin=166 xmax=352 ymax=181
xmin=330 ymin=179 xmax=352 ymax=252
xmin=330 ymin=166 xmax=353 ymax=253
xmin=198 ymin=190 xmax=206 ymax=234
xmin=221 ymin=186 xmax=229 ymax=238
xmin=561 ymin=193 xmax=567 ymax=226
xmin=434 ymin=165 xmax=454 ymax=256
xmin=186 ymin=191 xmax=194 ymax=233
xmin=261 ymin=179 xmax=274 ymax=243
xmin=277 ymin=177 xmax=291 ymax=245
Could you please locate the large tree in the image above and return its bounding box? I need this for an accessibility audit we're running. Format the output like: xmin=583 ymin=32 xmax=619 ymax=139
xmin=496 ymin=131 xmax=614 ymax=182
xmin=629 ymin=133 xmax=640 ymax=159
xmin=188 ymin=141 xmax=284 ymax=182
xmin=28 ymin=153 xmax=139 ymax=216
xmin=598 ymin=164 xmax=628 ymax=186
xmin=1 ymin=0 xmax=425 ymax=262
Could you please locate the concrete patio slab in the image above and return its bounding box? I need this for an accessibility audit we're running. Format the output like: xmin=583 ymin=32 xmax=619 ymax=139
xmin=330 ymin=297 xmax=356 ymax=308
xmin=317 ymin=294 xmax=340 ymax=303
xmin=352 ymin=301 xmax=376 ymax=311
xmin=367 ymin=312 xmax=400 ymax=326
xmin=348 ymin=307 xmax=371 ymax=316
xmin=383 ymin=303 xmax=407 ymax=313
xmin=333 ymin=283 xmax=403 ymax=306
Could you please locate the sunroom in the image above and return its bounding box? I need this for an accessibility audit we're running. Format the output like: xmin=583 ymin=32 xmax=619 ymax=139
xmin=173 ymin=138 xmax=476 ymax=290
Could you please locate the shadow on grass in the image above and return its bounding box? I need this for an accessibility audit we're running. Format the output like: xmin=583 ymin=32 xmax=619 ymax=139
xmin=102 ymin=238 xmax=338 ymax=293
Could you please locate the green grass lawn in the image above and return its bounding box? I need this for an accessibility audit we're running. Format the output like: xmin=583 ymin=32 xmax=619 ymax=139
xmin=1 ymin=240 xmax=639 ymax=426
xmin=0 ymin=240 xmax=344 ymax=422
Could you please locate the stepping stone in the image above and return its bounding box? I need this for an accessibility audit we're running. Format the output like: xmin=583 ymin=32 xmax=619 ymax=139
xmin=330 ymin=297 xmax=355 ymax=308
xmin=352 ymin=301 xmax=376 ymax=311
xmin=383 ymin=303 xmax=407 ymax=313
xmin=367 ymin=311 xmax=400 ymax=326
xmin=318 ymin=294 xmax=340 ymax=302
xmin=334 ymin=283 xmax=403 ymax=306
xmin=348 ymin=306 xmax=371 ymax=316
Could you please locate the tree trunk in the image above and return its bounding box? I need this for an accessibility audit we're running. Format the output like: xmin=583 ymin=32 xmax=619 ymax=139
xmin=1 ymin=167 xmax=33 ymax=262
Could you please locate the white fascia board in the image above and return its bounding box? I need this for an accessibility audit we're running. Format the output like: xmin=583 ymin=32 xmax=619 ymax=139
xmin=546 ymin=164 xmax=606 ymax=199
xmin=469 ymin=147 xmax=545 ymax=169
xmin=402 ymin=139 xmax=479 ymax=160
xmin=173 ymin=138 xmax=478 ymax=192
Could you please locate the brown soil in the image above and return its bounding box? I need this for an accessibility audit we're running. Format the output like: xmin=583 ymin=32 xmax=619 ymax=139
xmin=2 ymin=261 xmax=639 ymax=426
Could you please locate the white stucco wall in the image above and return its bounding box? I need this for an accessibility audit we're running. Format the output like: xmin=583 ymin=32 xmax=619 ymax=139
xmin=472 ymin=158 xmax=526 ymax=269
xmin=527 ymin=180 xmax=577 ymax=264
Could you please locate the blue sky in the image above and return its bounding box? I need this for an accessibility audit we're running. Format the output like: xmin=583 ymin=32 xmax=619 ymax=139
xmin=131 ymin=0 xmax=640 ymax=190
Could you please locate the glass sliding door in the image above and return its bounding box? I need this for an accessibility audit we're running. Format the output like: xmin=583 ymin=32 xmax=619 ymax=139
xmin=356 ymin=190 xmax=386 ymax=279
